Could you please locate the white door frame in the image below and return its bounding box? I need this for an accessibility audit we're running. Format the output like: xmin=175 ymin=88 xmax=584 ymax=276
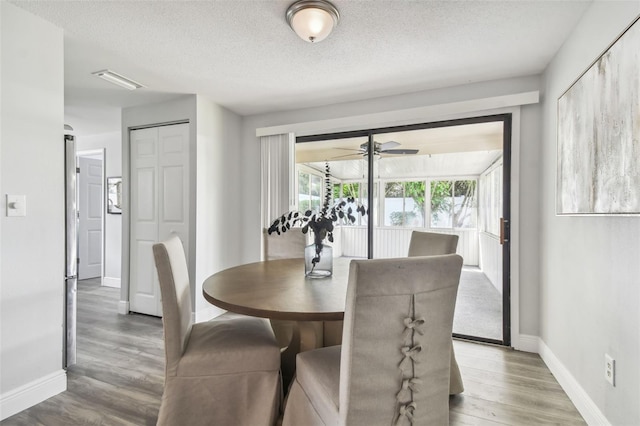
xmin=77 ymin=148 xmax=106 ymax=285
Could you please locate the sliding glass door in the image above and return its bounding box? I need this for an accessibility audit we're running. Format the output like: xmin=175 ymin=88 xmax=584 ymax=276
xmin=295 ymin=114 xmax=511 ymax=346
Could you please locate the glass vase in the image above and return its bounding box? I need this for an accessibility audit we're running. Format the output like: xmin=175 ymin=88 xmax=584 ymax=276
xmin=304 ymin=243 xmax=333 ymax=278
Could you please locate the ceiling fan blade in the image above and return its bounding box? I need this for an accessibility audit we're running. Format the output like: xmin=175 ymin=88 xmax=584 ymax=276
xmin=381 ymin=149 xmax=419 ymax=155
xmin=333 ymin=147 xmax=364 ymax=152
xmin=330 ymin=153 xmax=363 ymax=160
xmin=378 ymin=141 xmax=400 ymax=150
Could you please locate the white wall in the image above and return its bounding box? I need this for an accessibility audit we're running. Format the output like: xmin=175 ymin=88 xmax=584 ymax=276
xmin=0 ymin=2 xmax=66 ymax=419
xmin=240 ymin=75 xmax=542 ymax=340
xmin=517 ymin=104 xmax=541 ymax=336
xmin=540 ymin=4 xmax=640 ymax=424
xmin=194 ymin=96 xmax=243 ymax=320
xmin=77 ymin=131 xmax=122 ymax=287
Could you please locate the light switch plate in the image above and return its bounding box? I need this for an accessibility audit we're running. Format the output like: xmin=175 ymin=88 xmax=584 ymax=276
xmin=6 ymin=194 xmax=26 ymax=217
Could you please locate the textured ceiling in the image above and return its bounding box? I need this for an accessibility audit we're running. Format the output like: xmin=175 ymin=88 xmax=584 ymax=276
xmin=12 ymin=0 xmax=591 ymax=134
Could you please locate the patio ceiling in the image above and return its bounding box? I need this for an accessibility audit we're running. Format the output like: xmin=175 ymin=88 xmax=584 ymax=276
xmin=297 ymin=121 xmax=504 ymax=180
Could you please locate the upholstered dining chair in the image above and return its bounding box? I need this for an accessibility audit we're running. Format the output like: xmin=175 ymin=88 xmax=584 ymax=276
xmin=408 ymin=230 xmax=464 ymax=395
xmin=282 ymin=254 xmax=463 ymax=426
xmin=264 ymin=228 xmax=307 ymax=261
xmin=153 ymin=235 xmax=281 ymax=426
xmin=407 ymin=230 xmax=459 ymax=257
xmin=264 ymin=229 xmax=307 ymax=349
xmin=264 ymin=229 xmax=308 ymax=388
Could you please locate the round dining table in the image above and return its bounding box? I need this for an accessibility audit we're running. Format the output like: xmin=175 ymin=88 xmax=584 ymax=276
xmin=202 ymin=257 xmax=351 ymax=322
xmin=202 ymin=256 xmax=464 ymax=395
xmin=203 ymin=257 xmax=352 ymax=387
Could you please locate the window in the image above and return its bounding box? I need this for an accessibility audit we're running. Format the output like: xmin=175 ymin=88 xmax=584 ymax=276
xmin=384 ymin=181 xmax=425 ymax=227
xmin=299 ymin=173 xmax=367 ymax=226
xmin=331 ymin=181 xmax=369 ymax=226
xmin=430 ymin=179 xmax=477 ymax=229
xmin=298 ymin=170 xmax=322 ymax=213
xmin=479 ymin=161 xmax=502 ymax=236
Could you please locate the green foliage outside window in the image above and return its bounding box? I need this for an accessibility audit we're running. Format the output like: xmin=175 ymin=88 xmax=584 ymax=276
xmin=342 ymin=182 xmax=360 ymax=199
xmin=430 ymin=181 xmax=453 ymax=226
xmin=385 ymin=181 xmax=425 ymax=227
xmin=405 ymin=181 xmax=426 ymax=214
xmin=430 ymin=180 xmax=477 ymax=228
xmin=332 ymin=183 xmax=341 ymax=200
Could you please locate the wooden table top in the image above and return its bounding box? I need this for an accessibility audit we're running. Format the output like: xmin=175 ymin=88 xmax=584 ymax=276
xmin=202 ymin=257 xmax=352 ymax=321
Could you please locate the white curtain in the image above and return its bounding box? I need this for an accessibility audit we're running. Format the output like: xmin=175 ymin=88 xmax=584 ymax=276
xmin=260 ymin=133 xmax=296 ymax=234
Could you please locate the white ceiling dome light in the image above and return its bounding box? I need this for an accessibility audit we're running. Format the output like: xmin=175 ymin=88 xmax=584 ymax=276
xmin=286 ymin=0 xmax=340 ymax=43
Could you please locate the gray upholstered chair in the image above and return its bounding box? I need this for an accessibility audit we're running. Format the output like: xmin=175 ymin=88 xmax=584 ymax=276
xmin=264 ymin=229 xmax=307 ymax=388
xmin=153 ymin=235 xmax=281 ymax=426
xmin=264 ymin=229 xmax=307 ymax=348
xmin=264 ymin=228 xmax=307 ymax=261
xmin=407 ymin=230 xmax=459 ymax=257
xmin=282 ymin=254 xmax=463 ymax=426
xmin=407 ymin=230 xmax=464 ymax=395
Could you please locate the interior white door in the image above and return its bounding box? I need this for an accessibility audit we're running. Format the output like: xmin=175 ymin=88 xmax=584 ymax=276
xmin=78 ymin=156 xmax=103 ymax=279
xmin=130 ymin=123 xmax=189 ymax=317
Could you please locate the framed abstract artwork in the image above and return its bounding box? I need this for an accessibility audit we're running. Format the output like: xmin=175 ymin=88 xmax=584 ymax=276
xmin=557 ymin=16 xmax=640 ymax=215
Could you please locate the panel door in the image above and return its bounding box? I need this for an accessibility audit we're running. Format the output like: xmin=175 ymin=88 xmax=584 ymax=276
xmin=157 ymin=124 xmax=190 ymax=255
xmin=78 ymin=156 xmax=103 ymax=279
xmin=129 ymin=123 xmax=189 ymax=317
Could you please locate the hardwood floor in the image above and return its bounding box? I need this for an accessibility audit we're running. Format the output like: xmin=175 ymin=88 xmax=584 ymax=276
xmin=2 ymin=279 xmax=164 ymax=426
xmin=451 ymin=343 xmax=586 ymax=425
xmin=2 ymin=280 xmax=585 ymax=425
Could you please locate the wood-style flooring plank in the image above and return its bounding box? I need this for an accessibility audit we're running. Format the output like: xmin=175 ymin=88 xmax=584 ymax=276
xmin=1 ymin=280 xmax=585 ymax=426
xmin=451 ymin=340 xmax=586 ymax=426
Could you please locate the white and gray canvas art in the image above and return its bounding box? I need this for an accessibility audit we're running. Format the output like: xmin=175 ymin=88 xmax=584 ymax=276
xmin=557 ymin=17 xmax=640 ymax=215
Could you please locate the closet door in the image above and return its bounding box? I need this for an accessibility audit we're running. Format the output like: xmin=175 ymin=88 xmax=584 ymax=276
xmin=130 ymin=123 xmax=189 ymax=316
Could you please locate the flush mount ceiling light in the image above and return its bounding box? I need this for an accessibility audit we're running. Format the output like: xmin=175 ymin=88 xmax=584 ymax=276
xmin=286 ymin=0 xmax=340 ymax=43
xmin=92 ymin=69 xmax=144 ymax=90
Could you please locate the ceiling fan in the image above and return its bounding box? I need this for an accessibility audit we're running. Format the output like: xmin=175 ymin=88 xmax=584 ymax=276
xmin=332 ymin=141 xmax=419 ymax=159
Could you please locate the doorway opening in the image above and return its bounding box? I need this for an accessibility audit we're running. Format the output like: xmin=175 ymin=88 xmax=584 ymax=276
xmin=294 ymin=114 xmax=511 ymax=346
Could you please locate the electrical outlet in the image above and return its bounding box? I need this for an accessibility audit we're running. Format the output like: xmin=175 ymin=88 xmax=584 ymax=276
xmin=605 ymin=354 xmax=615 ymax=386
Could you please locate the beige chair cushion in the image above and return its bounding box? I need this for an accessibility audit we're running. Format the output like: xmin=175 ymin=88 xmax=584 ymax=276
xmin=294 ymin=345 xmax=341 ymax=424
xmin=177 ymin=312 xmax=281 ymax=377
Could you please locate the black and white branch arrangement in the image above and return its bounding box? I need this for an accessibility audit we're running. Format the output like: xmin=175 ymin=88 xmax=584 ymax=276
xmin=268 ymin=162 xmax=367 ymax=272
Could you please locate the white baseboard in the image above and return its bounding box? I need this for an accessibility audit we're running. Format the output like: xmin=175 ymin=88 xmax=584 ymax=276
xmin=102 ymin=277 xmax=121 ymax=288
xmin=0 ymin=370 xmax=66 ymax=421
xmin=536 ymin=338 xmax=610 ymax=426
xmin=117 ymin=300 xmax=130 ymax=315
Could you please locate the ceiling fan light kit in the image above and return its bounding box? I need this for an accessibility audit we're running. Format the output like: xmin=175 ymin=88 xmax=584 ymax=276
xmin=286 ymin=0 xmax=339 ymax=43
